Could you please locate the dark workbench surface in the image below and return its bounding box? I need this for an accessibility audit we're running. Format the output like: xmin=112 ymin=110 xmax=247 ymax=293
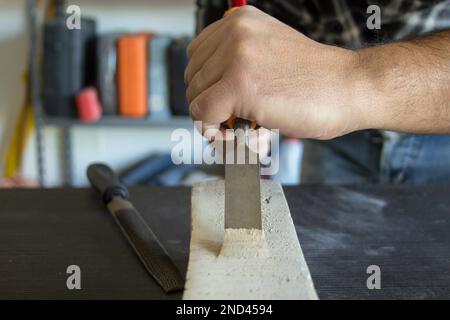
xmin=1 ymin=183 xmax=450 ymax=299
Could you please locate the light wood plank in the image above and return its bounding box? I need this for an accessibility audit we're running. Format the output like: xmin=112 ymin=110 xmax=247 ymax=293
xmin=183 ymin=180 xmax=318 ymax=300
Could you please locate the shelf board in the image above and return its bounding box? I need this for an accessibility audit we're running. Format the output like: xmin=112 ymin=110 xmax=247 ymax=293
xmin=43 ymin=115 xmax=194 ymax=128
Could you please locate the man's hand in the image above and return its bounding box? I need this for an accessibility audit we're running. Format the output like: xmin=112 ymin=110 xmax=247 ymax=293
xmin=185 ymin=5 xmax=362 ymax=139
xmin=186 ymin=5 xmax=450 ymax=138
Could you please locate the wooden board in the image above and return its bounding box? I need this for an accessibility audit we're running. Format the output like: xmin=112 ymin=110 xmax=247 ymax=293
xmin=183 ymin=180 xmax=318 ymax=300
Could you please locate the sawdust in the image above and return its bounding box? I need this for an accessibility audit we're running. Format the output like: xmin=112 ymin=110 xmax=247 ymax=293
xmin=183 ymin=180 xmax=318 ymax=300
xmin=219 ymin=228 xmax=268 ymax=258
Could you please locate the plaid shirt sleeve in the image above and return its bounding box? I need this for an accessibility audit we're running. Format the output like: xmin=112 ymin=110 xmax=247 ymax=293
xmin=195 ymin=0 xmax=450 ymax=48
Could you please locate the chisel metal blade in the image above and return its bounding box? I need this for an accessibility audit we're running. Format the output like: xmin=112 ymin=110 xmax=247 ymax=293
xmin=225 ymin=143 xmax=262 ymax=230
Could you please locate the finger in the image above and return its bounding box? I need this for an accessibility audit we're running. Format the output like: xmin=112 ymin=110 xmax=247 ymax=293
xmin=185 ymin=40 xmax=220 ymax=85
xmin=186 ymin=46 xmax=230 ymax=103
xmin=186 ymin=6 xmax=248 ymax=60
xmin=186 ymin=18 xmax=224 ymax=59
xmin=185 ymin=8 xmax=251 ymax=84
xmin=188 ymin=4 xmax=259 ymax=61
xmin=189 ymin=80 xmax=238 ymax=124
xmin=184 ymin=20 xmax=237 ymax=85
xmin=193 ymin=120 xmax=221 ymax=139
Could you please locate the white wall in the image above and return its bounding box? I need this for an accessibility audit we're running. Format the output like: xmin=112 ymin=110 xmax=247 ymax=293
xmin=1 ymin=0 xmax=196 ymax=186
xmin=77 ymin=0 xmax=195 ymax=34
xmin=0 ymin=0 xmax=28 ymax=177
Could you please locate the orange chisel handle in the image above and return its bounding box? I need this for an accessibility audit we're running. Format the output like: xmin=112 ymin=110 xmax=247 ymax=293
xmin=223 ymin=0 xmax=258 ymax=130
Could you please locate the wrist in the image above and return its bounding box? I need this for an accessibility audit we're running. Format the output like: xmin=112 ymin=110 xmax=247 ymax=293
xmin=348 ymin=47 xmax=390 ymax=132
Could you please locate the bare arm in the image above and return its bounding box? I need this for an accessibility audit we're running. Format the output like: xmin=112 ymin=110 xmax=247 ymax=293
xmin=357 ymin=31 xmax=450 ymax=134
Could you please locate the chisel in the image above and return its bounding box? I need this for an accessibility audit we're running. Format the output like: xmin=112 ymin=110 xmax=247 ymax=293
xmin=224 ymin=0 xmax=262 ymax=231
xmin=87 ymin=163 xmax=184 ymax=293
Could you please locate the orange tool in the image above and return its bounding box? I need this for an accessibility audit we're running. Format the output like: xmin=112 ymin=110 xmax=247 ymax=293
xmin=117 ymin=34 xmax=149 ymax=118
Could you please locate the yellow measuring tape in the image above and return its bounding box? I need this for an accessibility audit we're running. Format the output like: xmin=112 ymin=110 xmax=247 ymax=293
xmin=3 ymin=71 xmax=35 ymax=178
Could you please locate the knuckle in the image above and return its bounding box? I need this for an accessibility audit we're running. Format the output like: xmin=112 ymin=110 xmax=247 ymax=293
xmin=199 ymin=60 xmax=212 ymax=76
xmin=184 ymin=66 xmax=191 ymax=84
xmin=193 ymin=96 xmax=209 ymax=117
xmin=242 ymin=5 xmax=257 ymax=13
xmin=235 ymin=5 xmax=257 ymax=19
xmin=233 ymin=30 xmax=249 ymax=46
xmin=189 ymin=102 xmax=200 ymax=120
xmin=235 ymin=71 xmax=249 ymax=89
xmin=233 ymin=40 xmax=254 ymax=62
xmin=199 ymin=60 xmax=217 ymax=80
xmin=192 ymin=74 xmax=203 ymax=92
xmin=186 ymin=41 xmax=195 ymax=58
xmin=231 ymin=15 xmax=254 ymax=37
xmin=187 ymin=78 xmax=197 ymax=96
xmin=224 ymin=69 xmax=247 ymax=92
xmin=237 ymin=17 xmax=252 ymax=31
xmin=186 ymin=86 xmax=193 ymax=102
xmin=187 ymin=80 xmax=199 ymax=102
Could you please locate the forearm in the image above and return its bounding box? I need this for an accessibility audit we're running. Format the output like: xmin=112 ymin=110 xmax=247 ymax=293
xmin=356 ymin=31 xmax=450 ymax=134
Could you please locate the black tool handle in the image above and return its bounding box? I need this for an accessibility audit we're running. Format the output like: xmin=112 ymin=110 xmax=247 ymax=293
xmin=87 ymin=163 xmax=129 ymax=204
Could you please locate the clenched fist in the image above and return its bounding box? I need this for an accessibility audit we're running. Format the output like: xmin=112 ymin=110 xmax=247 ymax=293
xmin=185 ymin=5 xmax=366 ymax=140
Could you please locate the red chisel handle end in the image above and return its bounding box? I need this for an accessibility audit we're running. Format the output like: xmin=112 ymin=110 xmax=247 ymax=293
xmin=229 ymin=0 xmax=248 ymax=7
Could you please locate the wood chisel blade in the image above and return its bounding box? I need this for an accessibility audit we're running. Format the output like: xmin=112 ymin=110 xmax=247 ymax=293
xmin=87 ymin=163 xmax=184 ymax=294
xmin=225 ymin=143 xmax=262 ymax=230
xmin=223 ymin=0 xmax=262 ymax=230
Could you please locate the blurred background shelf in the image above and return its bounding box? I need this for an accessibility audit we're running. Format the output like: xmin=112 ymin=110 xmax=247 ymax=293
xmin=22 ymin=0 xmax=196 ymax=187
xmin=43 ymin=115 xmax=193 ymax=128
